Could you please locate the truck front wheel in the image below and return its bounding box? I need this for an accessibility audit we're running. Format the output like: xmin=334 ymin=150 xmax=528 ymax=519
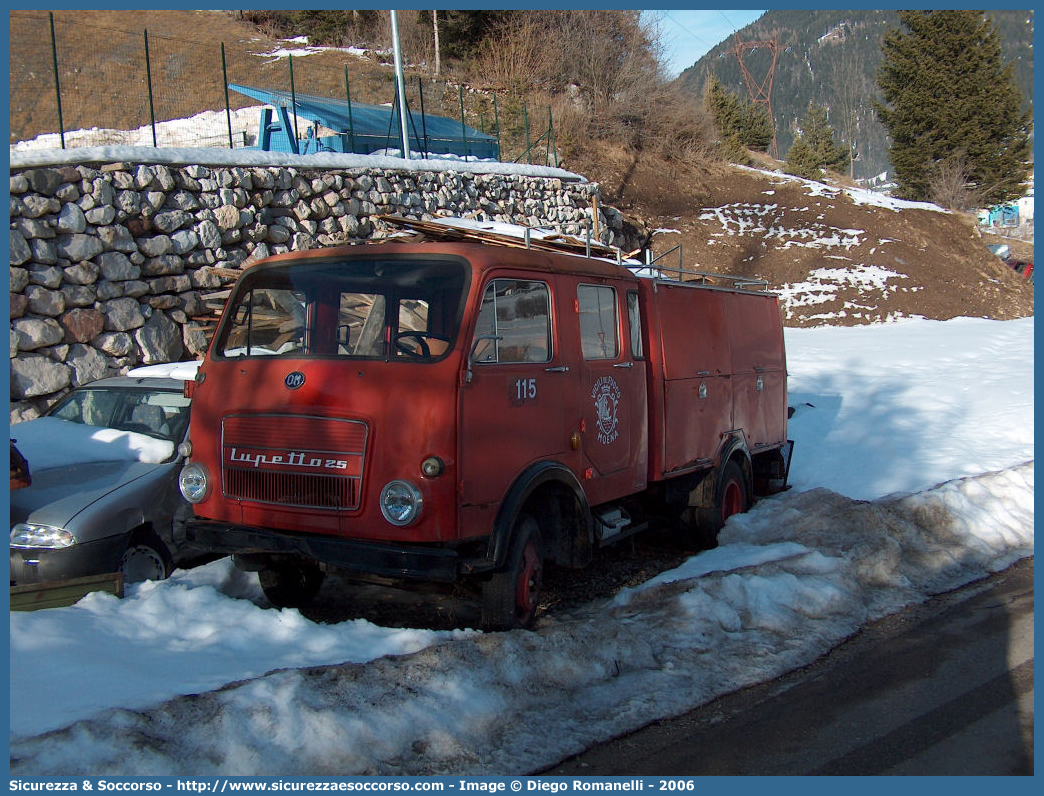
xmin=481 ymin=514 xmax=543 ymax=631
xmin=259 ymin=561 xmax=325 ymax=609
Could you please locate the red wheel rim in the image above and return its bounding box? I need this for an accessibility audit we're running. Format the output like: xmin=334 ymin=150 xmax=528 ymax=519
xmin=515 ymin=541 xmax=542 ymax=616
xmin=721 ymin=478 xmax=743 ymax=523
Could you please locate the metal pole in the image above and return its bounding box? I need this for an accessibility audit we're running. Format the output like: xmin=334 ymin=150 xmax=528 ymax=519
xmin=344 ymin=66 xmax=356 ymax=153
xmin=385 ymin=84 xmax=399 ymax=150
xmin=418 ymin=77 xmax=429 ymax=158
xmin=221 ymin=43 xmax=234 ymax=149
xmin=545 ymin=106 xmax=552 ymax=166
xmin=49 ymin=12 xmax=66 ymax=149
xmin=523 ymin=100 xmax=531 ymax=165
xmin=549 ymin=105 xmax=558 ymax=167
xmin=459 ymin=85 xmax=468 ymax=162
xmin=493 ymin=93 xmax=502 ymax=161
xmin=405 ymin=101 xmax=425 ymax=160
xmin=144 ymin=30 xmax=157 ymax=147
xmin=288 ymin=54 xmax=300 ymax=144
xmin=390 ymin=10 xmax=410 ymax=159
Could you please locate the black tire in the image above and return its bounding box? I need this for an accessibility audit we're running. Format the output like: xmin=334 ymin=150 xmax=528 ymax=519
xmin=120 ymin=530 xmax=174 ymax=584
xmin=481 ymin=514 xmax=543 ymax=631
xmin=692 ymin=460 xmax=749 ymax=549
xmin=259 ymin=561 xmax=326 ymax=609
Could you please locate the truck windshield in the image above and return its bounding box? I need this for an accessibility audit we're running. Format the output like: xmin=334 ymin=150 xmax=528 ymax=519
xmin=215 ymin=257 xmax=469 ymax=361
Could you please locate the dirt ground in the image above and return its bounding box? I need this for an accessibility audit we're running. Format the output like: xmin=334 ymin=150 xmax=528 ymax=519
xmin=575 ymin=147 xmax=1034 ymax=328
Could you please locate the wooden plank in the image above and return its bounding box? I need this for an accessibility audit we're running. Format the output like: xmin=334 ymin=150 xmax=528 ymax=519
xmin=377 ymin=215 xmax=622 ymax=259
xmin=11 ymin=572 xmax=124 ymax=611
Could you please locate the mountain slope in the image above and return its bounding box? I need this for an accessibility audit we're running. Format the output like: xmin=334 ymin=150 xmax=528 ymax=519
xmin=580 ymin=148 xmax=1034 ymax=326
xmin=677 ymin=10 xmax=1034 ymax=180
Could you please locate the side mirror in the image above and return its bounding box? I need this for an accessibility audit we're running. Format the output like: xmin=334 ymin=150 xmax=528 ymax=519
xmin=466 ymin=334 xmax=503 ymax=383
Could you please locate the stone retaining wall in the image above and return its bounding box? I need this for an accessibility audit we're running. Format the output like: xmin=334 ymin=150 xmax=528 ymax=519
xmin=10 ymin=160 xmax=625 ymax=422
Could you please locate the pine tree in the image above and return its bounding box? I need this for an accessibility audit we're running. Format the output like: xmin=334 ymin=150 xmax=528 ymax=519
xmin=785 ymin=103 xmax=850 ymax=179
xmin=704 ymin=77 xmax=773 ymax=156
xmin=875 ymin=10 xmax=1032 ymax=206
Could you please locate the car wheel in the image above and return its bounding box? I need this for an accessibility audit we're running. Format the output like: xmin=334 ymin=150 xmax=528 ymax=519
xmin=120 ymin=531 xmax=173 ymax=583
xmin=481 ymin=513 xmax=543 ymax=631
xmin=259 ymin=561 xmax=325 ymax=609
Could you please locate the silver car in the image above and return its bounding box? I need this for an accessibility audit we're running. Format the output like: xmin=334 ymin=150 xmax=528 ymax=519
xmin=10 ymin=363 xmax=201 ymax=586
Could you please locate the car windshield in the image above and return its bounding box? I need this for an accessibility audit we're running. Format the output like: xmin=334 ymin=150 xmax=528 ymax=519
xmin=215 ymin=257 xmax=470 ymax=361
xmin=48 ymin=386 xmax=191 ymax=447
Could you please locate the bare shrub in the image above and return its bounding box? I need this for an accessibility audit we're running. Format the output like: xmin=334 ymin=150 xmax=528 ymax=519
xmin=644 ymin=91 xmax=717 ymax=164
xmin=548 ymin=92 xmax=592 ymax=156
xmin=928 ymin=152 xmax=981 ymax=212
xmin=473 ymin=14 xmax=552 ymax=94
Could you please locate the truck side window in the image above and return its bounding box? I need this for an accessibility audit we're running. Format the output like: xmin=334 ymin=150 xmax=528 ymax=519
xmin=627 ymin=290 xmax=644 ymax=359
xmin=473 ymin=279 xmax=551 ymax=364
xmin=578 ymin=285 xmax=619 ymax=360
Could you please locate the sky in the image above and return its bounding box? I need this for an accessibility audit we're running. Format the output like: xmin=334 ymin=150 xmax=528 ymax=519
xmin=645 ymin=9 xmax=767 ymax=78
xmin=9 ymin=313 xmax=1034 ymax=775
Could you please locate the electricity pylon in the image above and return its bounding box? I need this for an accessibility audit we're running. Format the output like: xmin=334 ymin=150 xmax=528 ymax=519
xmin=730 ymin=33 xmax=782 ymax=159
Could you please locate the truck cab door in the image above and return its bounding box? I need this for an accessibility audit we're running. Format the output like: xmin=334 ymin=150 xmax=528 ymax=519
xmin=458 ymin=276 xmax=579 ymax=532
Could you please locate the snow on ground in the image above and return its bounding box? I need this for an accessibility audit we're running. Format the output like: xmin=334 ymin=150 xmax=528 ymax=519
xmin=10 ymin=113 xmax=581 ymax=182
xmin=9 ymin=144 xmax=582 ymax=182
xmin=8 ymin=316 xmax=1034 ymax=775
xmin=10 ymin=108 xmax=265 ymax=154
xmin=249 ymin=36 xmax=378 ymax=65
xmin=775 ymin=264 xmax=912 ymax=322
xmin=738 ymin=164 xmax=948 ymax=214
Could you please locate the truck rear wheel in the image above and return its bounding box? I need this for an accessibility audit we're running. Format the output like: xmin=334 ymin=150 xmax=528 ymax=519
xmin=481 ymin=514 xmax=543 ymax=631
xmin=692 ymin=460 xmax=748 ymax=549
xmin=259 ymin=561 xmax=325 ymax=609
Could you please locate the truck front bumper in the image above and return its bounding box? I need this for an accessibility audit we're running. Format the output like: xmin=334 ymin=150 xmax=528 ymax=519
xmin=186 ymin=520 xmax=463 ymax=582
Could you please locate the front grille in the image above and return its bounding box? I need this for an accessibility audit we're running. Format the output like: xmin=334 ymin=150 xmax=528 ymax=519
xmin=221 ymin=414 xmax=367 ymax=511
xmin=225 ymin=469 xmax=357 ymax=509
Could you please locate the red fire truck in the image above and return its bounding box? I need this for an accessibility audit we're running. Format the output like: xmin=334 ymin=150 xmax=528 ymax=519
xmin=180 ymin=224 xmax=792 ymax=629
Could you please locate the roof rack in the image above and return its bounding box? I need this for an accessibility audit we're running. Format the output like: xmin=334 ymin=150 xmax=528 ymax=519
xmin=629 ymin=243 xmax=769 ymax=290
xmin=633 ymin=262 xmax=770 ymax=291
xmin=377 ymin=214 xmax=627 ymax=261
xmin=377 ymin=215 xmax=772 ymax=291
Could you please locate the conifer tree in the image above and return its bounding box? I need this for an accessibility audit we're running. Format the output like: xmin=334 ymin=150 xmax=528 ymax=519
xmin=704 ymin=77 xmax=773 ymax=157
xmin=785 ymin=103 xmax=850 ymax=179
xmin=875 ymin=10 xmax=1032 ymax=206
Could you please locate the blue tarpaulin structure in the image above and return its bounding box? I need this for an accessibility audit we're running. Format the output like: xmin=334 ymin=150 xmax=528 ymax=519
xmin=229 ymin=83 xmax=500 ymax=161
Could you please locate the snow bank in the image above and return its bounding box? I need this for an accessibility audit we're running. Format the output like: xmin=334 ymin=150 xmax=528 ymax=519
xmin=9 ymin=464 xmax=1033 ymax=775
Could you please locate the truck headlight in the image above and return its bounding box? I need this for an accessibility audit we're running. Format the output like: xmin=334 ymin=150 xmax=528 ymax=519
xmin=179 ymin=462 xmax=211 ymax=503
xmin=11 ymin=523 xmax=76 ymax=549
xmin=380 ymin=480 xmax=423 ymax=526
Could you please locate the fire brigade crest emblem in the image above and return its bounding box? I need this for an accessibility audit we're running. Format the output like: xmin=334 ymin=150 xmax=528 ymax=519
xmin=591 ymin=376 xmax=621 ymax=444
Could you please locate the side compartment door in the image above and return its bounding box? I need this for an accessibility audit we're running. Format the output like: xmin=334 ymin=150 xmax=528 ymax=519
xmin=726 ymin=292 xmax=788 ymax=449
xmin=570 ymin=280 xmax=648 ymax=505
xmin=658 ymin=284 xmax=733 ymax=474
xmin=458 ymin=276 xmax=578 ymax=526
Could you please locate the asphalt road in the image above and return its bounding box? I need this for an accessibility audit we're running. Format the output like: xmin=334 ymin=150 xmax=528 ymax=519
xmin=543 ymin=557 xmax=1034 ymax=775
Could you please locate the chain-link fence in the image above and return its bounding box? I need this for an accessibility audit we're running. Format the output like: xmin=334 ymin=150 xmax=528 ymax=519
xmin=10 ymin=11 xmax=561 ymax=166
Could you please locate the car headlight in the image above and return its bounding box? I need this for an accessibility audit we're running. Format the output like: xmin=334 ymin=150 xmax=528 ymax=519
xmin=379 ymin=480 xmax=423 ymax=526
xmin=179 ymin=462 xmax=211 ymax=503
xmin=11 ymin=523 xmax=77 ymax=549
